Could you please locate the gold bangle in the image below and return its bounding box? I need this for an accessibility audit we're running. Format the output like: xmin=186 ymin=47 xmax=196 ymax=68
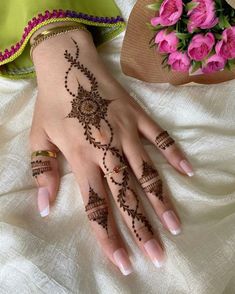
xmin=30 ymin=23 xmax=89 ymax=60
xmin=32 ymin=23 xmax=88 ymax=42
xmin=31 ymin=150 xmax=58 ymax=159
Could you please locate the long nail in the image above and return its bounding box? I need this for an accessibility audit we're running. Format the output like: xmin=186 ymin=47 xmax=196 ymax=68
xmin=37 ymin=187 xmax=50 ymax=217
xmin=162 ymin=210 xmax=181 ymax=235
xmin=179 ymin=159 xmax=194 ymax=177
xmin=113 ymin=248 xmax=133 ymax=276
xmin=144 ymin=239 xmax=165 ymax=268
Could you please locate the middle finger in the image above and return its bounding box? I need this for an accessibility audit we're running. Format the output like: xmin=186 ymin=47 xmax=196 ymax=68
xmin=99 ymin=146 xmax=166 ymax=268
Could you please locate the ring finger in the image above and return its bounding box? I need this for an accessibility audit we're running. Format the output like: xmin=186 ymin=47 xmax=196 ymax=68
xmin=122 ymin=133 xmax=182 ymax=236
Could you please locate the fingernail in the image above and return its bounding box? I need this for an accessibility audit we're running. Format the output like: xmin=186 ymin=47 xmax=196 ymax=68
xmin=113 ymin=248 xmax=133 ymax=276
xmin=144 ymin=239 xmax=165 ymax=268
xmin=162 ymin=210 xmax=181 ymax=236
xmin=179 ymin=159 xmax=194 ymax=177
xmin=37 ymin=187 xmax=50 ymax=217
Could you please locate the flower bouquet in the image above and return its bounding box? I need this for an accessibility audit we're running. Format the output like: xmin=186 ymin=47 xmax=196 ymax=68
xmin=120 ymin=0 xmax=235 ymax=84
xmin=147 ymin=0 xmax=235 ymax=75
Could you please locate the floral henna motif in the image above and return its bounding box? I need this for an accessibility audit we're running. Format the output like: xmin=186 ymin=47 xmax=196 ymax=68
xmin=65 ymin=39 xmax=153 ymax=241
xmin=31 ymin=160 xmax=52 ymax=177
xmin=85 ymin=187 xmax=109 ymax=234
xmin=155 ymin=131 xmax=175 ymax=150
xmin=139 ymin=161 xmax=164 ymax=202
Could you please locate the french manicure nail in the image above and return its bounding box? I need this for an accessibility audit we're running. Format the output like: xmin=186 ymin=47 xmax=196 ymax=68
xmin=37 ymin=187 xmax=50 ymax=217
xmin=179 ymin=159 xmax=194 ymax=177
xmin=162 ymin=210 xmax=181 ymax=236
xmin=113 ymin=248 xmax=133 ymax=276
xmin=144 ymin=239 xmax=165 ymax=268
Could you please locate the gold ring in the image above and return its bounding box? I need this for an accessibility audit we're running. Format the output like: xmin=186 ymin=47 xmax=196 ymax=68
xmin=31 ymin=150 xmax=57 ymax=159
xmin=104 ymin=164 xmax=127 ymax=178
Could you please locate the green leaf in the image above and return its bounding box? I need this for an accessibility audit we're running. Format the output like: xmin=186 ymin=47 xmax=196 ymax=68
xmin=146 ymin=22 xmax=155 ymax=31
xmin=166 ymin=26 xmax=175 ymax=33
xmin=229 ymin=59 xmax=235 ymax=65
xmin=181 ymin=18 xmax=189 ymax=25
xmin=215 ymin=0 xmax=222 ymax=9
xmin=214 ymin=33 xmax=223 ymax=40
xmin=186 ymin=1 xmax=199 ymax=11
xmin=161 ymin=54 xmax=169 ymax=65
xmin=146 ymin=2 xmax=161 ymax=11
xmin=146 ymin=22 xmax=165 ymax=31
xmin=175 ymin=32 xmax=191 ymax=40
xmin=225 ymin=62 xmax=231 ymax=71
xmin=191 ymin=61 xmax=202 ymax=73
xmin=227 ymin=59 xmax=235 ymax=70
xmin=149 ymin=43 xmax=156 ymax=49
xmin=162 ymin=63 xmax=171 ymax=71
xmin=146 ymin=22 xmax=163 ymax=31
xmin=218 ymin=15 xmax=231 ymax=29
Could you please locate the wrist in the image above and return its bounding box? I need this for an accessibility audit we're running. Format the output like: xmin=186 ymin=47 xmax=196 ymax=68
xmin=30 ymin=21 xmax=85 ymax=45
xmin=32 ymin=29 xmax=96 ymax=86
xmin=32 ymin=26 xmax=119 ymax=99
xmin=32 ymin=28 xmax=93 ymax=64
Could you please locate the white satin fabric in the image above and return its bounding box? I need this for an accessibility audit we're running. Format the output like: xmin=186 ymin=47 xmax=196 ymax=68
xmin=0 ymin=1 xmax=235 ymax=293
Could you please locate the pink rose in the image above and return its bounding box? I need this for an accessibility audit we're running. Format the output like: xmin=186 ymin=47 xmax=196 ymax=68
xmin=215 ymin=27 xmax=235 ymax=59
xmin=187 ymin=0 xmax=218 ymax=33
xmin=188 ymin=33 xmax=215 ymax=61
xmin=202 ymin=54 xmax=226 ymax=74
xmin=151 ymin=0 xmax=183 ymax=27
xmin=155 ymin=30 xmax=179 ymax=53
xmin=168 ymin=51 xmax=191 ymax=72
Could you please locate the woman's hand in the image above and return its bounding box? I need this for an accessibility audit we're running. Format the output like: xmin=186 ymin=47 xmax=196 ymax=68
xmin=29 ymin=28 xmax=194 ymax=275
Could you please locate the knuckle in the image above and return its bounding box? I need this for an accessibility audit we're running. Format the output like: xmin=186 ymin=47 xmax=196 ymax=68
xmin=29 ymin=128 xmax=48 ymax=151
xmin=29 ymin=131 xmax=37 ymax=149
xmin=124 ymin=189 xmax=139 ymax=207
xmin=113 ymin=110 xmax=135 ymax=132
xmin=66 ymin=144 xmax=87 ymax=163
xmin=107 ymin=232 xmax=119 ymax=242
xmin=95 ymin=129 xmax=111 ymax=145
xmin=100 ymin=231 xmax=119 ymax=244
xmin=162 ymin=198 xmax=171 ymax=209
xmin=135 ymin=224 xmax=151 ymax=235
xmin=133 ymin=223 xmax=154 ymax=243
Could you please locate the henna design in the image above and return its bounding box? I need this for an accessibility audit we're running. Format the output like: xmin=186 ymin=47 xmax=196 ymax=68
xmin=85 ymin=187 xmax=108 ymax=234
xmin=155 ymin=131 xmax=175 ymax=150
xmin=139 ymin=161 xmax=163 ymax=202
xmin=31 ymin=160 xmax=50 ymax=168
xmin=65 ymin=39 xmax=153 ymax=241
xmin=31 ymin=160 xmax=52 ymax=177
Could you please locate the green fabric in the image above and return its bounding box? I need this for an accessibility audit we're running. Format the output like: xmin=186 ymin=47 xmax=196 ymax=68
xmin=0 ymin=0 xmax=125 ymax=79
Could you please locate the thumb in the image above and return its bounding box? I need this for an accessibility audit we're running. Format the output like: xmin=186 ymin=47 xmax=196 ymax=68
xmin=30 ymin=128 xmax=60 ymax=218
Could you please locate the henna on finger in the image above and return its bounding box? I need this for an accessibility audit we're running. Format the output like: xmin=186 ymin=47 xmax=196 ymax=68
xmin=139 ymin=161 xmax=164 ymax=202
xmin=31 ymin=160 xmax=52 ymax=177
xmin=118 ymin=186 xmax=153 ymax=241
xmin=155 ymin=131 xmax=175 ymax=150
xmin=65 ymin=39 xmax=153 ymax=242
xmin=85 ymin=187 xmax=109 ymax=234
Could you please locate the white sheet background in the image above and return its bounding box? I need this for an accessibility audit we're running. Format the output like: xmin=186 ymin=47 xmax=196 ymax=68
xmin=0 ymin=1 xmax=235 ymax=293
